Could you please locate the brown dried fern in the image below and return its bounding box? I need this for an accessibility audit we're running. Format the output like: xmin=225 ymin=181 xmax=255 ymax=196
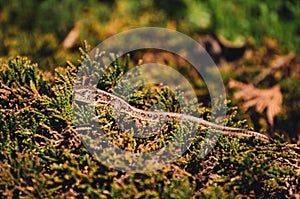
xmin=228 ymin=80 xmax=282 ymax=126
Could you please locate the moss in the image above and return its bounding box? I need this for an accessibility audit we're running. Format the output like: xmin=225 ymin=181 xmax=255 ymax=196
xmin=0 ymin=45 xmax=299 ymax=198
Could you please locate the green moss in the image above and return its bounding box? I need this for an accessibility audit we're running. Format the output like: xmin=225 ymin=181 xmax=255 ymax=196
xmin=0 ymin=45 xmax=299 ymax=198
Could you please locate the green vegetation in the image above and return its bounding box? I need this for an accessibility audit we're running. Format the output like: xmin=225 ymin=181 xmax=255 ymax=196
xmin=0 ymin=45 xmax=299 ymax=198
xmin=1 ymin=0 xmax=300 ymax=198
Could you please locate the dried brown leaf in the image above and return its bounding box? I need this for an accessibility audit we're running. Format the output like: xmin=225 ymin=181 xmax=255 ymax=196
xmin=62 ymin=22 xmax=80 ymax=49
xmin=270 ymin=52 xmax=295 ymax=69
xmin=229 ymin=80 xmax=283 ymax=126
xmin=253 ymin=52 xmax=295 ymax=85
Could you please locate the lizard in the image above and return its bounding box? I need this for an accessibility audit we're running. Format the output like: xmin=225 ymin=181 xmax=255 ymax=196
xmin=73 ymin=85 xmax=273 ymax=143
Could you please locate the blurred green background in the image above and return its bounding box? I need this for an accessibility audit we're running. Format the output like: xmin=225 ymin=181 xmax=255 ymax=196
xmin=1 ymin=0 xmax=300 ymax=71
